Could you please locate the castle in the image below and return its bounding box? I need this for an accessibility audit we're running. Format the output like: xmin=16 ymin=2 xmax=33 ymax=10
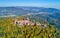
xmin=14 ymin=17 xmax=36 ymax=26
xmin=14 ymin=17 xmax=47 ymax=27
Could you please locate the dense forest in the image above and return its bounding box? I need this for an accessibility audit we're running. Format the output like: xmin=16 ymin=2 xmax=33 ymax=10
xmin=0 ymin=17 xmax=60 ymax=38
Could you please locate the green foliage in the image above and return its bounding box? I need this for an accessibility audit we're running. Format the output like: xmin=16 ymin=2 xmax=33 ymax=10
xmin=0 ymin=17 xmax=60 ymax=38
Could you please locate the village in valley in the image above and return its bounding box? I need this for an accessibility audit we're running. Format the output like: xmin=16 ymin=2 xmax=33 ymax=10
xmin=14 ymin=17 xmax=47 ymax=27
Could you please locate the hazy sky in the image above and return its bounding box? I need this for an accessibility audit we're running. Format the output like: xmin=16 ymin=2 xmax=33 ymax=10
xmin=0 ymin=0 xmax=60 ymax=8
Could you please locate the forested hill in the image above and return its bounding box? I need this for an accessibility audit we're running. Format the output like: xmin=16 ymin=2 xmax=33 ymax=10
xmin=0 ymin=17 xmax=60 ymax=38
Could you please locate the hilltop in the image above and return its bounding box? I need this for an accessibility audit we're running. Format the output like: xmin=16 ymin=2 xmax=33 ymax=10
xmin=0 ymin=17 xmax=60 ymax=38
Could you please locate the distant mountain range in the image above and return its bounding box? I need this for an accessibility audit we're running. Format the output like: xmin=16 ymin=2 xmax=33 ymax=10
xmin=0 ymin=7 xmax=60 ymax=16
xmin=0 ymin=7 xmax=60 ymax=28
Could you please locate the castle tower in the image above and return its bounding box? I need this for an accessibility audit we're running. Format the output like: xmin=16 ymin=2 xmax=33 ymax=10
xmin=14 ymin=19 xmax=18 ymax=24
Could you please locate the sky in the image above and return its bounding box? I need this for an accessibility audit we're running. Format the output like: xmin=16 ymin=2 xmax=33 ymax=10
xmin=0 ymin=0 xmax=60 ymax=9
